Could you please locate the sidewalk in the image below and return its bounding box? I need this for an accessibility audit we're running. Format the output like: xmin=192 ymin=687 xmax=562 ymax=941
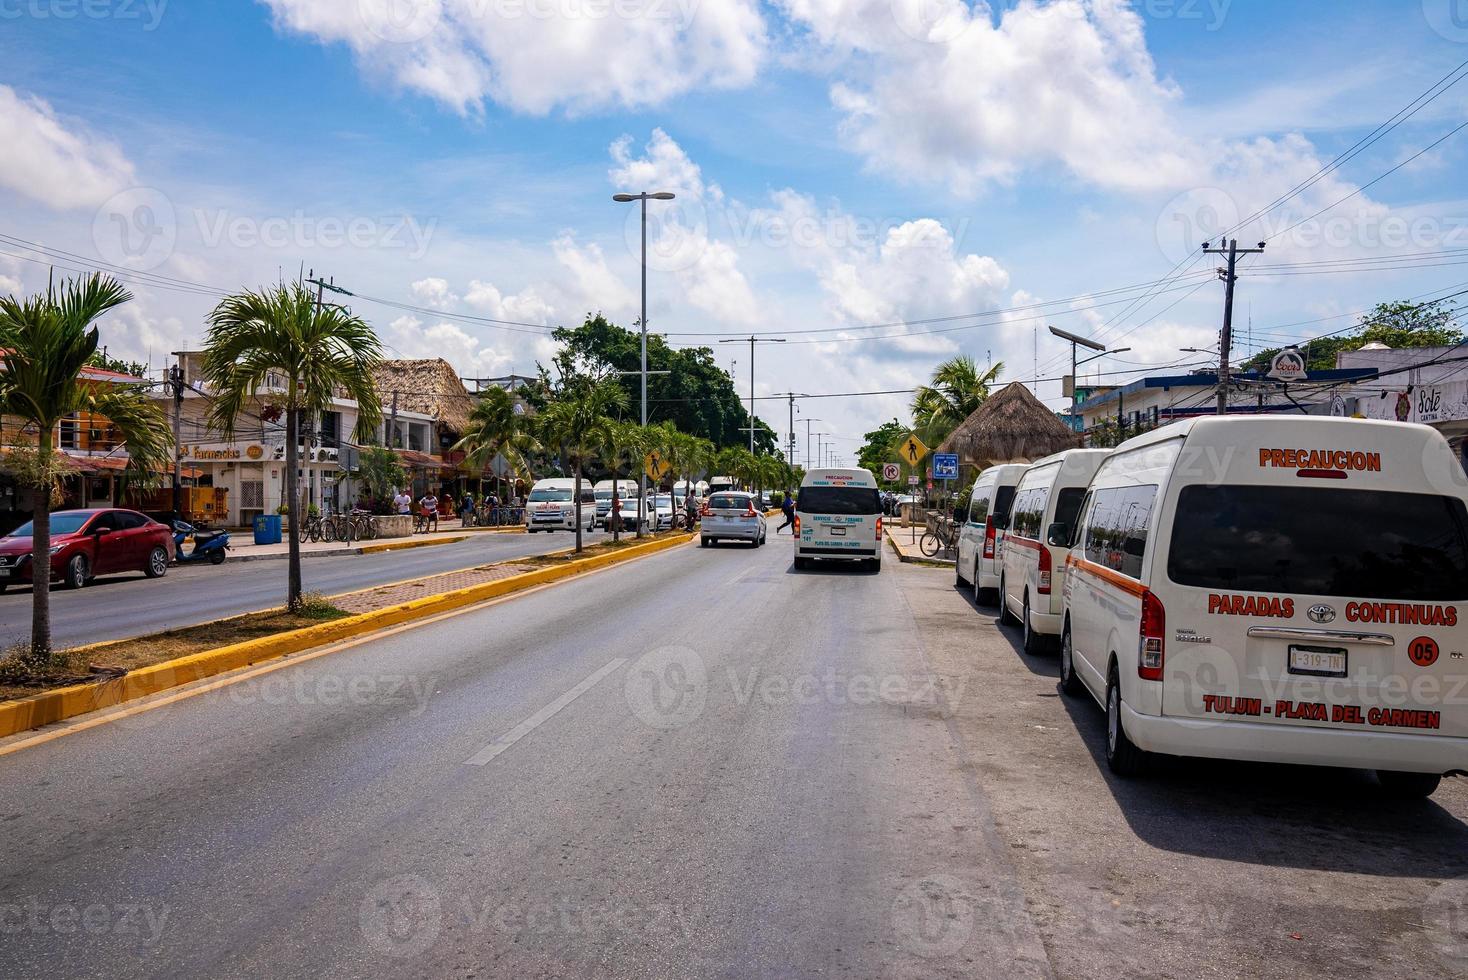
xmin=886 ymin=528 xmax=956 ymax=566
xmin=216 ymin=520 xmax=499 ymax=563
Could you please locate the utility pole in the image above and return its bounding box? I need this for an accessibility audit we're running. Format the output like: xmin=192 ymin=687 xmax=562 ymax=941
xmin=170 ymin=358 xmax=184 ymax=515
xmin=1203 ymin=240 xmax=1265 ymax=415
xmin=720 ymin=336 xmax=786 ymax=455
xmin=803 ymin=418 xmax=823 ymax=471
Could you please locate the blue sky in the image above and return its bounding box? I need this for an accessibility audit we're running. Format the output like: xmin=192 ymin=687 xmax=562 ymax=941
xmin=2 ymin=0 xmax=1467 ymax=457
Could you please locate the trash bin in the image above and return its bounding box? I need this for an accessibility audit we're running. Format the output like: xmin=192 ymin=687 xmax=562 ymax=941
xmin=253 ymin=514 xmax=282 ymax=546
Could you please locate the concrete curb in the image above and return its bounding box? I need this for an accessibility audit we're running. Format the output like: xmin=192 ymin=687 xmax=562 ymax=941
xmin=0 ymin=532 xmax=695 ymax=739
xmin=223 ymin=534 xmax=470 ymax=563
xmin=886 ymin=532 xmax=957 ymax=567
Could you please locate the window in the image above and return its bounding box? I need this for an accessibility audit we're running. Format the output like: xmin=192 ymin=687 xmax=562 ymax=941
xmin=1053 ymin=488 xmax=1087 ymax=539
xmin=993 ymin=485 xmax=1017 ymax=520
xmin=1083 ymin=485 xmax=1159 ymax=579
xmin=529 ymin=488 xmax=573 ymax=503
xmin=797 ymin=486 xmax=880 ymax=515
xmin=1009 ymin=486 xmax=1051 ymax=540
xmin=241 ymin=481 xmax=265 ymax=510
xmin=59 ymin=414 xmax=79 ymax=450
xmin=708 ymin=493 xmax=751 ymax=510
xmin=318 ymin=411 xmax=342 ymax=449
xmin=1168 ymin=485 xmax=1468 ymax=601
xmin=968 ymin=484 xmax=994 ymax=525
xmin=113 ymin=511 xmax=147 ymax=530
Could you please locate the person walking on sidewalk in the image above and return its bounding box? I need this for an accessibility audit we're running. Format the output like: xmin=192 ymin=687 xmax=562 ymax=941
xmin=418 ymin=492 xmax=439 ymax=533
xmin=394 ymin=488 xmax=413 ymax=517
xmin=777 ymin=492 xmax=796 ymax=534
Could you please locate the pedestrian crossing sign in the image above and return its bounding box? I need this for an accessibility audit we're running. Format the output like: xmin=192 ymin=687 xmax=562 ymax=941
xmin=645 ymin=452 xmax=673 ymax=481
xmin=898 ymin=433 xmax=930 ymax=467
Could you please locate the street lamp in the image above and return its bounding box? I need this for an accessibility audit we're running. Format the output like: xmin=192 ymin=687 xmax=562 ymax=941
xmin=802 ymin=418 xmax=824 ymax=470
xmin=614 ymin=191 xmax=676 ymax=537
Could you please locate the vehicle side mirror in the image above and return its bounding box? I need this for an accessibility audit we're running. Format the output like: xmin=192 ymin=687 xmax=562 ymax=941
xmin=93 ymin=527 xmax=112 ymax=537
xmin=1046 ymin=523 xmax=1070 ymax=548
xmin=991 ymin=514 xmax=1009 ymax=532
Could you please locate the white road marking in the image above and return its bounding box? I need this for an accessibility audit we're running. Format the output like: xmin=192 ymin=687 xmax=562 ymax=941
xmin=463 ymin=658 xmax=628 ymax=766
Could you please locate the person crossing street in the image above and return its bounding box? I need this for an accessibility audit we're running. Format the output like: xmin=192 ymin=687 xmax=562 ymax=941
xmin=776 ymin=491 xmax=796 ymax=534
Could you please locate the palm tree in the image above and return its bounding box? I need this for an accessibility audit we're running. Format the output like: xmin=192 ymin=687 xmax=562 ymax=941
xmin=536 ymin=378 xmax=627 ymax=553
xmin=912 ymin=355 xmax=1005 ymax=445
xmin=596 ymin=419 xmax=645 ymax=543
xmin=203 ymin=284 xmax=384 ymax=612
xmin=0 ymin=274 xmax=173 ymax=658
xmin=454 ymin=385 xmax=539 ymax=504
xmin=663 ymin=431 xmax=712 ymax=526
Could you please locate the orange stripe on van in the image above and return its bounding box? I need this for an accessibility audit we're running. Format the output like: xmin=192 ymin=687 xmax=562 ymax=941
xmin=1066 ymin=556 xmax=1148 ymax=598
xmin=1006 ymin=535 xmax=1042 ymax=553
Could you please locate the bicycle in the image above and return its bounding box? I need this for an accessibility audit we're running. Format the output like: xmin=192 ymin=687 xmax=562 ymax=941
xmin=920 ymin=513 xmax=960 ymax=558
xmin=302 ymin=513 xmax=328 ymax=543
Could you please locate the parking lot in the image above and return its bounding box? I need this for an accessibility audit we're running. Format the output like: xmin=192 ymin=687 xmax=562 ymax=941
xmin=895 ymin=558 xmax=1468 ymax=978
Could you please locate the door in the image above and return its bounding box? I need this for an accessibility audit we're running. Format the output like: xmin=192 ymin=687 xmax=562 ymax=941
xmin=87 ymin=511 xmax=124 ymax=574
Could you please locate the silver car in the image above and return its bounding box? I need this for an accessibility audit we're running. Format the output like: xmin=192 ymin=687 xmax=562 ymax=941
xmin=700 ymin=491 xmax=767 ymax=548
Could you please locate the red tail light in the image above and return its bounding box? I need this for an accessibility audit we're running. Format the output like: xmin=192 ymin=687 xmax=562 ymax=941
xmin=794 ymin=515 xmax=801 ymax=535
xmin=746 ymin=502 xmax=758 ymax=517
xmin=700 ymin=502 xmax=710 ymax=517
xmin=982 ymin=518 xmax=997 ymax=560
xmin=1139 ymin=589 xmax=1165 ymax=681
xmin=1037 ymin=545 xmax=1052 ymax=595
xmin=875 ymin=516 xmax=882 ymax=540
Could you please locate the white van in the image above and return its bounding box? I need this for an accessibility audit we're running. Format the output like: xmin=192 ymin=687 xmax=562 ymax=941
xmin=955 ymin=463 xmax=1028 ymax=605
xmin=794 ymin=468 xmax=883 ymax=572
xmin=1059 ymin=416 xmax=1468 ymax=797
xmin=997 ymin=449 xmax=1110 ymax=654
xmin=707 ymin=476 xmax=737 ymax=495
xmin=593 ymin=479 xmax=640 ymax=529
xmin=526 ymin=478 xmax=596 ymax=533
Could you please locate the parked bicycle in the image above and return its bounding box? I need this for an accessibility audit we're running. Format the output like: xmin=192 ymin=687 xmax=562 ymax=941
xmin=920 ymin=512 xmax=961 ymax=558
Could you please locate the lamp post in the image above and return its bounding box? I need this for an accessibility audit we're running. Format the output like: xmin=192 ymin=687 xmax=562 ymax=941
xmin=802 ymin=418 xmax=824 ymax=471
xmin=614 ymin=191 xmax=675 ymax=537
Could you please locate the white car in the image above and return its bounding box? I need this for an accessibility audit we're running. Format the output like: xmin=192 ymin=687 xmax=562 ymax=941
xmin=700 ymin=491 xmax=766 ymax=547
xmin=955 ymin=464 xmax=1027 ymax=605
xmin=996 ymin=449 xmax=1110 ymax=654
xmin=649 ymin=494 xmax=677 ymax=530
xmin=793 ymin=468 xmax=883 ymax=572
xmin=593 ymin=479 xmax=640 ymax=529
xmin=1059 ymin=415 xmax=1468 ymax=798
xmin=526 ymin=478 xmax=596 ymax=533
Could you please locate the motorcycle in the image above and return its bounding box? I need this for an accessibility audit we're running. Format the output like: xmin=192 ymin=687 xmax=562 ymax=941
xmin=172 ymin=521 xmax=230 ymax=565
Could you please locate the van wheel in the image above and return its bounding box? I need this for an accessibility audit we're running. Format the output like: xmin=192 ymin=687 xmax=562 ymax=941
xmin=1105 ymin=667 xmax=1148 ymax=778
xmin=998 ymin=577 xmax=1020 ymax=626
xmin=1059 ymin=625 xmax=1083 ymax=696
xmin=701 ymin=537 xmax=711 ymax=548
xmin=794 ymin=557 xmax=810 ymax=571
xmin=1375 ymin=770 xmax=1441 ymax=799
xmin=954 ymin=560 xmax=965 ymax=588
xmin=1022 ymin=595 xmax=1046 ymax=655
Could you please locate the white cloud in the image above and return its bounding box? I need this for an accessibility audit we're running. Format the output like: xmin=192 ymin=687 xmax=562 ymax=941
xmin=261 ymin=0 xmax=767 ymax=115
xmin=384 ymin=313 xmax=519 ymax=376
xmin=464 ymin=279 xmax=555 ymax=324
xmin=411 ymin=276 xmax=459 ymax=310
xmin=0 ymin=85 xmax=136 ymax=210
xmin=551 ymin=234 xmax=637 ymax=314
xmin=779 ymin=0 xmax=1193 ymax=195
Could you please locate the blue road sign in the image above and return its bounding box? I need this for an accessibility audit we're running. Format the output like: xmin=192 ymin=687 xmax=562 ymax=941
xmin=932 ymin=453 xmax=959 ymax=480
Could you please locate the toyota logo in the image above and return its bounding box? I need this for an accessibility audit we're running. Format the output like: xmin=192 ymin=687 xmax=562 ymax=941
xmin=1307 ymin=604 xmax=1337 ymax=625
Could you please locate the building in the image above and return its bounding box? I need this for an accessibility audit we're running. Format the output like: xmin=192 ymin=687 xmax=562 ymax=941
xmin=371 ymin=359 xmax=476 ymax=495
xmin=1337 ymin=343 xmax=1468 ymax=469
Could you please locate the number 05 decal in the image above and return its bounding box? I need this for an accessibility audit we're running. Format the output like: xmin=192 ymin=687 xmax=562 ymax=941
xmin=1408 ymin=636 xmax=1440 ymax=668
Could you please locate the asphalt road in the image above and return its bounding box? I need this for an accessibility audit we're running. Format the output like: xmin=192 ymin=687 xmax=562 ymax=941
xmin=0 ymin=529 xmax=614 ymax=648
xmin=1 ymin=542 xmax=1466 ymax=977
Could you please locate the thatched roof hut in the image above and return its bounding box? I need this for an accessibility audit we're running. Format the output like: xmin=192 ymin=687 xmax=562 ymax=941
xmin=937 ymin=382 xmax=1080 ymax=470
xmin=371 ymin=359 xmax=473 ymax=434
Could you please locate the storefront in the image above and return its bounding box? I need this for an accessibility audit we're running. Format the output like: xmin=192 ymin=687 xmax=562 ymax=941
xmin=179 ymin=442 xmax=347 ymax=527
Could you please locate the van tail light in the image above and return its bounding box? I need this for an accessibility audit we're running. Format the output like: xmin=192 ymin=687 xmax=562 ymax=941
xmin=982 ymin=518 xmax=997 ymax=560
xmin=1037 ymin=545 xmax=1052 ymax=595
xmin=1139 ymin=589 xmax=1166 ymax=681
xmin=794 ymin=515 xmax=801 ymax=535
xmin=875 ymin=516 xmax=882 ymax=540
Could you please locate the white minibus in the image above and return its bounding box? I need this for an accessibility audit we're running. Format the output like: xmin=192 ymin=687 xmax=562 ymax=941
xmin=794 ymin=468 xmax=884 ymax=572
xmin=526 ymin=478 xmax=596 ymax=533
xmin=996 ymin=449 xmax=1110 ymax=654
xmin=1059 ymin=416 xmax=1468 ymax=797
xmin=955 ymin=464 xmax=1028 ymax=605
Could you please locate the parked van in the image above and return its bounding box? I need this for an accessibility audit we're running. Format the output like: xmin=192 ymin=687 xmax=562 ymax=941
xmin=793 ymin=468 xmax=883 ymax=572
xmin=997 ymin=449 xmax=1110 ymax=654
xmin=955 ymin=463 xmax=1028 ymax=605
xmin=707 ymin=476 xmax=737 ymax=495
xmin=593 ymin=479 xmax=640 ymax=529
xmin=526 ymin=478 xmax=596 ymax=533
xmin=1059 ymin=416 xmax=1468 ymax=797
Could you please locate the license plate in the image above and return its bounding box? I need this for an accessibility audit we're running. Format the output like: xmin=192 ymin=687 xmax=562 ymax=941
xmin=828 ymin=527 xmax=846 ymax=536
xmin=741 ymin=516 xmax=756 ymax=523
xmin=0 ymin=568 xmax=10 ymax=577
xmin=1288 ymin=645 xmax=1347 ymax=678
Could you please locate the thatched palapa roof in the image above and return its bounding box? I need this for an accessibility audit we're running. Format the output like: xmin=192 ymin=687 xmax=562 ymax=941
xmin=371 ymin=359 xmax=472 ymax=434
xmin=937 ymin=382 xmax=1080 ymax=468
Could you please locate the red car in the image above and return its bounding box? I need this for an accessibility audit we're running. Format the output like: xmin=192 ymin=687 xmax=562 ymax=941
xmin=0 ymin=508 xmax=176 ymax=591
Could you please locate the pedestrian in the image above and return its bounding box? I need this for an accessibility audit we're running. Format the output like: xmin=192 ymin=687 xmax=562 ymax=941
xmin=393 ymin=487 xmax=413 ymax=517
xmin=460 ymin=493 xmax=475 ymax=525
xmin=777 ymin=492 xmax=796 ymax=534
xmin=418 ymin=491 xmax=439 ymax=532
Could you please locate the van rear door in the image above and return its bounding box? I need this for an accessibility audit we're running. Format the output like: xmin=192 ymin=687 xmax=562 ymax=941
xmin=798 ymin=483 xmax=882 ymax=554
xmin=1160 ymin=483 xmax=1468 ymax=738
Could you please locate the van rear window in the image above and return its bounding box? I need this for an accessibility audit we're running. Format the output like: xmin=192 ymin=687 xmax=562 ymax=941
xmin=1168 ymin=485 xmax=1468 ymax=601
xmin=798 ymin=486 xmax=880 ymax=515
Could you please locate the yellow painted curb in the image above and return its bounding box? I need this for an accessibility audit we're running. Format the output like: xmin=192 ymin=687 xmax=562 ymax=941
xmin=357 ymin=535 xmax=469 ymax=554
xmin=0 ymin=532 xmax=695 ymax=739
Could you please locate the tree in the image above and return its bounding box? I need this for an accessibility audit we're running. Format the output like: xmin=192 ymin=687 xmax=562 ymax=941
xmin=535 ymin=377 xmax=627 ymax=553
xmin=912 ymin=356 xmax=1005 ymax=446
xmin=0 ymin=274 xmax=173 ymax=658
xmin=597 ymin=419 xmax=646 ymax=542
xmin=662 ymin=429 xmax=712 ymax=523
xmin=858 ymin=419 xmax=908 ymax=478
xmin=1242 ymin=298 xmax=1464 ymax=373
xmin=355 ymin=446 xmax=406 ymax=513
xmin=453 ymin=386 xmax=539 ymax=503
xmin=87 ymin=350 xmax=148 ymax=378
xmin=203 ymin=284 xmax=384 ymax=612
